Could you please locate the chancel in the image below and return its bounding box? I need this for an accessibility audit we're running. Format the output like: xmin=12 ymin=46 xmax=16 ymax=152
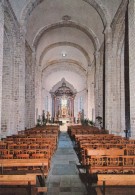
xmin=0 ymin=0 xmax=135 ymax=195
xmin=51 ymin=80 xmax=75 ymax=126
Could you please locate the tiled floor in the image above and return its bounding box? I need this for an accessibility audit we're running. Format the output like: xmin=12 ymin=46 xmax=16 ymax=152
xmin=46 ymin=131 xmax=87 ymax=195
xmin=45 ymin=131 xmax=135 ymax=195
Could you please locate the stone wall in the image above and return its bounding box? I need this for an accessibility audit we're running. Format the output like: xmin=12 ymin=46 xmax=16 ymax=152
xmin=1 ymin=30 xmax=13 ymax=137
xmin=0 ymin=0 xmax=25 ymax=137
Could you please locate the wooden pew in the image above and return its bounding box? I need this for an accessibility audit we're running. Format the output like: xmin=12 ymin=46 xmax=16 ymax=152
xmin=97 ymin=174 xmax=135 ymax=186
xmin=0 ymin=126 xmax=59 ymax=194
xmin=86 ymin=148 xmax=124 ymax=156
xmin=0 ymin=174 xmax=36 ymax=185
xmin=0 ymin=158 xmax=49 ymax=175
xmin=0 ymin=174 xmax=48 ymax=195
xmin=81 ymin=148 xmax=124 ymax=165
xmin=87 ymin=155 xmax=135 ymax=174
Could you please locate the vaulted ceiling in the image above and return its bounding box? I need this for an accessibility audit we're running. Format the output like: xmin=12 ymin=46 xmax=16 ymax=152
xmin=10 ymin=0 xmax=122 ymax=92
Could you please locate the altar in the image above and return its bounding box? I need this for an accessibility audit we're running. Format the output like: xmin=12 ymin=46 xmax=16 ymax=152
xmin=59 ymin=117 xmax=71 ymax=123
xmin=59 ymin=117 xmax=72 ymax=131
xmin=51 ymin=81 xmax=75 ymax=127
xmin=54 ymin=94 xmax=74 ymax=121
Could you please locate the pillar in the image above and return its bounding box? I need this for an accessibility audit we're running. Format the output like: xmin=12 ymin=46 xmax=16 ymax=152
xmin=70 ymin=98 xmax=72 ymax=118
xmin=94 ymin=51 xmax=101 ymax=120
xmin=129 ymin=0 xmax=135 ymax=138
xmin=0 ymin=1 xmax=4 ymax=137
xmin=87 ymin=65 xmax=95 ymax=121
xmin=35 ymin=66 xmax=42 ymax=120
xmin=54 ymin=97 xmax=57 ymax=120
xmin=104 ymin=26 xmax=113 ymax=131
xmin=18 ymin=28 xmax=26 ymax=131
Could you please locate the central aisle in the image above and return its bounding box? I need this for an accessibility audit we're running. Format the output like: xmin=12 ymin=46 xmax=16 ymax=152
xmin=46 ymin=131 xmax=87 ymax=195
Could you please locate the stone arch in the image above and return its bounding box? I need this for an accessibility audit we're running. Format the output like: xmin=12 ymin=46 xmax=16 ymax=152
xmin=42 ymin=60 xmax=87 ymax=81
xmin=39 ymin=41 xmax=91 ymax=67
xmin=42 ymin=59 xmax=87 ymax=76
xmin=50 ymin=78 xmax=77 ymax=94
xmin=111 ymin=0 xmax=128 ymax=32
xmin=33 ymin=21 xmax=100 ymax=51
xmin=20 ymin=0 xmax=111 ymax=29
xmin=83 ymin=0 xmax=111 ymax=26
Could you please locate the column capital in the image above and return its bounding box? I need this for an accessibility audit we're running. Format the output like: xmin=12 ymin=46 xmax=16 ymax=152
xmin=103 ymin=26 xmax=112 ymax=35
xmin=104 ymin=26 xmax=112 ymax=44
xmin=94 ymin=51 xmax=100 ymax=58
xmin=20 ymin=25 xmax=27 ymax=35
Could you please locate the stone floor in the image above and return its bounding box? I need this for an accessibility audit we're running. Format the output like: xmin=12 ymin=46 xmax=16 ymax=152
xmin=46 ymin=131 xmax=87 ymax=195
xmin=45 ymin=131 xmax=135 ymax=195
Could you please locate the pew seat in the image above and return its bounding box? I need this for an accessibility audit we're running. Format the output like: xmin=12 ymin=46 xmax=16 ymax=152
xmin=0 ymin=174 xmax=48 ymax=195
xmin=97 ymin=174 xmax=135 ymax=186
xmin=0 ymin=158 xmax=49 ymax=175
xmin=0 ymin=174 xmax=36 ymax=185
xmin=86 ymin=148 xmax=124 ymax=156
xmin=89 ymin=166 xmax=135 ymax=174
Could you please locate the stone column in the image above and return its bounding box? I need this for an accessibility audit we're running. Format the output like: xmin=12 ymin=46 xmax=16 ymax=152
xmin=70 ymin=97 xmax=72 ymax=118
xmin=11 ymin=27 xmax=26 ymax=133
xmin=94 ymin=51 xmax=101 ymax=120
xmin=31 ymin=50 xmax=36 ymax=127
xmin=55 ymin=97 xmax=58 ymax=120
xmin=129 ymin=0 xmax=135 ymax=138
xmin=87 ymin=65 xmax=95 ymax=121
xmin=18 ymin=29 xmax=26 ymax=131
xmin=51 ymin=95 xmax=55 ymax=119
xmin=72 ymin=97 xmax=74 ymax=121
xmin=0 ymin=1 xmax=4 ymax=137
xmin=104 ymin=26 xmax=113 ymax=131
xmin=84 ymin=89 xmax=88 ymax=118
xmin=54 ymin=97 xmax=56 ymax=120
xmin=35 ymin=67 xmax=42 ymax=118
